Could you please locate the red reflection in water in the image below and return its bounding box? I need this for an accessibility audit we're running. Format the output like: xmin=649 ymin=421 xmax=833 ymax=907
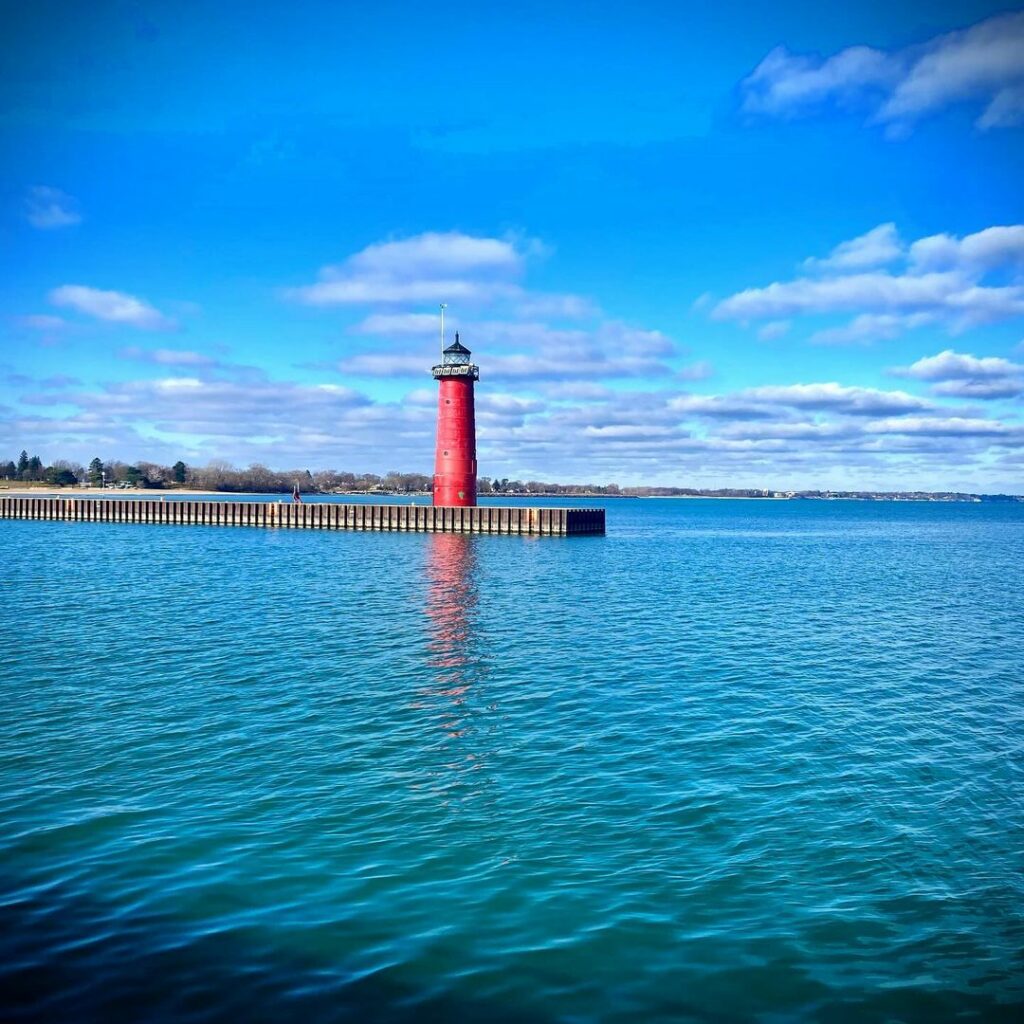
xmin=424 ymin=533 xmax=478 ymax=706
xmin=415 ymin=534 xmax=502 ymax=813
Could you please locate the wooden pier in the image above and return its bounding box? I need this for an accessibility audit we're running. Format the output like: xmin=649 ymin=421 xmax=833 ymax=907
xmin=0 ymin=496 xmax=605 ymax=536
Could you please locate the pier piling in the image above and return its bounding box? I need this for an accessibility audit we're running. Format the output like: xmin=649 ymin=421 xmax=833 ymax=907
xmin=0 ymin=496 xmax=605 ymax=536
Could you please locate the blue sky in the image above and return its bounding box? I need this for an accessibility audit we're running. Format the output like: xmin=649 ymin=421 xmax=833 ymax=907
xmin=2 ymin=0 xmax=1023 ymax=489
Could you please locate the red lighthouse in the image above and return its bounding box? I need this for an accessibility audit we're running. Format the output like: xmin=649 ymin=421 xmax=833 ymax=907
xmin=432 ymin=332 xmax=479 ymax=507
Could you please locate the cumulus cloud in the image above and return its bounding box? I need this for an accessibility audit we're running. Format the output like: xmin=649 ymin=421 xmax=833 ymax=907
xmin=715 ymin=270 xmax=1012 ymax=320
xmin=335 ymin=318 xmax=686 ymax=385
xmin=6 ymin=368 xmax=1020 ymax=489
xmin=287 ymin=231 xmax=529 ymax=306
xmin=49 ymin=285 xmax=176 ymax=330
xmin=891 ymin=349 xmax=1024 ymax=399
xmin=929 ymin=378 xmax=1024 ymax=399
xmin=908 ymin=225 xmax=1024 ymax=273
xmin=287 ymin=231 xmax=591 ymax=324
xmin=713 ymin=222 xmax=1024 ymax=341
xmin=810 ymin=312 xmax=938 ymax=345
xmin=350 ymin=232 xmax=528 ymax=278
xmin=863 ymin=416 xmax=1020 ymax=438
xmin=803 ymin=223 xmax=904 ymax=272
xmin=337 ymin=351 xmax=680 ymax=382
xmin=895 ymin=349 xmax=1023 ymax=381
xmin=667 ymin=394 xmax=778 ymax=419
xmin=14 ymin=377 xmax=394 ymax=464
xmin=741 ymin=11 xmax=1024 ymax=134
xmin=24 ymin=186 xmax=81 ymax=229
xmin=739 ymin=382 xmax=931 ymax=416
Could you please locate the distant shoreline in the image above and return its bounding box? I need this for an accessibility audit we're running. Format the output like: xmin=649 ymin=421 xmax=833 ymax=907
xmin=1 ymin=486 xmax=1019 ymax=503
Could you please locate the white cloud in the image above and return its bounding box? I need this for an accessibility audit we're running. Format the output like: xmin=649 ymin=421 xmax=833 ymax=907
xmin=741 ymin=11 xmax=1024 ymax=133
xmin=908 ymin=225 xmax=1024 ymax=273
xmin=714 ymin=269 xmax=1009 ymax=318
xmin=878 ymin=14 xmax=1024 ymax=129
xmin=864 ymin=416 xmax=1020 ymax=437
xmin=810 ymin=312 xmax=937 ymax=345
xmin=290 ymin=275 xmax=512 ymax=306
xmin=742 ymin=45 xmax=897 ymax=117
xmin=739 ymin=382 xmax=931 ymax=416
xmin=336 ymin=351 xmax=679 ymax=382
xmin=930 ymin=378 xmax=1024 ymax=399
xmin=667 ymin=394 xmax=778 ymax=419
xmin=347 ymin=232 xmax=525 ymax=278
xmin=287 ymin=231 xmax=592 ymax=325
xmin=803 ymin=223 xmax=903 ymax=272
xmin=891 ymin=349 xmax=1024 ymax=399
xmin=24 ymin=186 xmax=81 ymax=229
xmin=334 ymin=318 xmax=685 ymax=385
xmin=333 ymin=354 xmax=426 ymax=376
xmin=715 ymin=419 xmax=859 ymax=442
xmin=713 ymin=223 xmax=1024 ymax=341
xmin=287 ymin=231 xmax=530 ymax=307
xmin=894 ymin=349 xmax=1024 ymax=381
xmin=540 ymin=382 xmax=613 ymax=401
xmin=49 ymin=285 xmax=176 ymax=330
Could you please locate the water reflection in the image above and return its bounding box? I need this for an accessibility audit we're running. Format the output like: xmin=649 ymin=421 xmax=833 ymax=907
xmin=411 ymin=532 xmax=503 ymax=816
xmin=423 ymin=533 xmax=481 ymax=737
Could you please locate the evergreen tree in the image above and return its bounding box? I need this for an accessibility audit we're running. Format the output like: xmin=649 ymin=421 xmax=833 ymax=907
xmin=1 ymin=461 xmax=15 ymax=480
xmin=27 ymin=455 xmax=43 ymax=480
xmin=88 ymin=457 xmax=104 ymax=486
xmin=172 ymin=460 xmax=187 ymax=484
xmin=47 ymin=467 xmax=78 ymax=486
xmin=17 ymin=450 xmax=29 ymax=479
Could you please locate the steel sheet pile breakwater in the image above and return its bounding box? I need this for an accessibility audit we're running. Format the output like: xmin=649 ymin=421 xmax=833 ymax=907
xmin=0 ymin=496 xmax=605 ymax=536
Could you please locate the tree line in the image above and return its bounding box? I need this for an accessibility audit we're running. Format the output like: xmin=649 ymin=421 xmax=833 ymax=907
xmin=1 ymin=452 xmax=436 ymax=493
xmin=2 ymin=452 xmax=631 ymax=494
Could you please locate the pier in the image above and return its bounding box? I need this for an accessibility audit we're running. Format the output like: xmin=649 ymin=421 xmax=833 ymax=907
xmin=0 ymin=496 xmax=605 ymax=536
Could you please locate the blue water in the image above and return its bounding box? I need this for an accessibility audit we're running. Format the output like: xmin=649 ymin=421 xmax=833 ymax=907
xmin=2 ymin=498 xmax=1022 ymax=1022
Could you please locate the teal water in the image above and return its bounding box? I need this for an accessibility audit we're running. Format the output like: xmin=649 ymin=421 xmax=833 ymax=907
xmin=2 ymin=498 xmax=1022 ymax=1022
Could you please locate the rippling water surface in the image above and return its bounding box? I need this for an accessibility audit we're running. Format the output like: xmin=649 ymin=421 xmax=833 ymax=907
xmin=2 ymin=498 xmax=1022 ymax=1022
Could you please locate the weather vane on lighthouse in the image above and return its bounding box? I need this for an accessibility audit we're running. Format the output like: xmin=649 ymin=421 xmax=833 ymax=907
xmin=432 ymin=305 xmax=479 ymax=508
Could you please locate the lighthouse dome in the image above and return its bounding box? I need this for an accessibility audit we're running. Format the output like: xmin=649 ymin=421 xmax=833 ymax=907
xmin=442 ymin=333 xmax=471 ymax=363
xmin=432 ymin=331 xmax=479 ymax=380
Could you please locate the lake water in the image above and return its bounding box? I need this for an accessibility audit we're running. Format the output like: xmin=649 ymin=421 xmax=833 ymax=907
xmin=2 ymin=498 xmax=1022 ymax=1022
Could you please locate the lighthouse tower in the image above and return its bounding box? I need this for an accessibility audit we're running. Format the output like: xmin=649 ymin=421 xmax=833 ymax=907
xmin=432 ymin=333 xmax=479 ymax=507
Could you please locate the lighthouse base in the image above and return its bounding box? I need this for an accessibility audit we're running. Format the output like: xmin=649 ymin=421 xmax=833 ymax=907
xmin=432 ymin=478 xmax=476 ymax=507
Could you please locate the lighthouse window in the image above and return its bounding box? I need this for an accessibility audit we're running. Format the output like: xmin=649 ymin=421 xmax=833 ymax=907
xmin=444 ymin=451 xmax=449 ymax=456
xmin=445 ymin=399 xmax=451 ymax=404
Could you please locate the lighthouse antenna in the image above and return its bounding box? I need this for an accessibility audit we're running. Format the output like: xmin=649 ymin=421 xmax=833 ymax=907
xmin=439 ymin=303 xmax=447 ymax=357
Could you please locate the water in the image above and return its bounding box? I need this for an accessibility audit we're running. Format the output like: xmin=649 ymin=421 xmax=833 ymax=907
xmin=2 ymin=498 xmax=1022 ymax=1022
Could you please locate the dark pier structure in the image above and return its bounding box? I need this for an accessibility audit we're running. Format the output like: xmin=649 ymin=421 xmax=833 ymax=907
xmin=0 ymin=496 xmax=605 ymax=536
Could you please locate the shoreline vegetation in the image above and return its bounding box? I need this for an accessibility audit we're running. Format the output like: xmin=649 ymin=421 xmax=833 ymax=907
xmin=3 ymin=451 xmax=1021 ymax=503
